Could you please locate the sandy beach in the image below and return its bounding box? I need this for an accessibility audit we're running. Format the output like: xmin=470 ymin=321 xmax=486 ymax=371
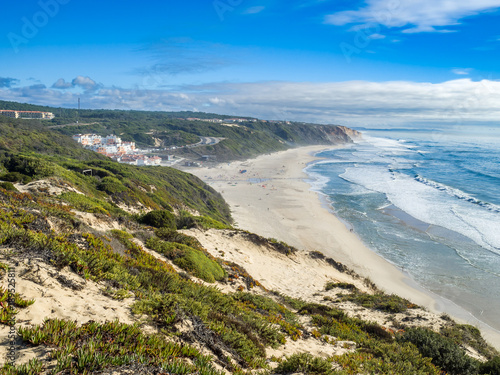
xmin=186 ymin=145 xmax=500 ymax=349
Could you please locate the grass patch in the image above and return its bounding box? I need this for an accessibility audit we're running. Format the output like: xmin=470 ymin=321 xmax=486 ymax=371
xmin=275 ymin=353 xmax=335 ymax=374
xmin=334 ymin=341 xmax=441 ymax=374
xmin=58 ymin=191 xmax=125 ymax=216
xmin=272 ymin=292 xmax=309 ymax=311
xmin=325 ymin=281 xmax=357 ymax=292
xmin=154 ymin=227 xmax=204 ymax=250
xmin=175 ymin=210 xmax=232 ymax=230
xmin=341 ymin=291 xmax=418 ymax=313
xmin=298 ymin=303 xmax=393 ymax=343
xmin=146 ymin=237 xmax=225 ymax=283
xmin=0 ymin=287 xmax=35 ymax=326
xmin=17 ymin=319 xmax=221 ymax=375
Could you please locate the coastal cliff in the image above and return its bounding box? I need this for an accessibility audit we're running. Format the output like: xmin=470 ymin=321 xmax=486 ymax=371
xmin=336 ymin=125 xmax=363 ymax=141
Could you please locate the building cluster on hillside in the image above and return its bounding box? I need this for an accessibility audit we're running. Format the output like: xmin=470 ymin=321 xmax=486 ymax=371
xmin=0 ymin=110 xmax=55 ymax=119
xmin=73 ymin=134 xmax=162 ymax=166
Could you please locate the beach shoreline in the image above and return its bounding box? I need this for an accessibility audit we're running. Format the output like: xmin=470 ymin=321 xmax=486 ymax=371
xmin=184 ymin=145 xmax=500 ymax=349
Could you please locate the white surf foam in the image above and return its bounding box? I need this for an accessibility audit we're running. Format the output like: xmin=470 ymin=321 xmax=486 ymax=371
xmin=340 ymin=166 xmax=500 ymax=254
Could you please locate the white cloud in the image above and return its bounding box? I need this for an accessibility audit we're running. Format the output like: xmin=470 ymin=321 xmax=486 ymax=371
xmin=2 ymin=78 xmax=500 ymax=127
xmin=243 ymin=6 xmax=265 ymax=14
xmin=52 ymin=78 xmax=73 ymax=89
xmin=72 ymin=75 xmax=99 ymax=91
xmin=368 ymin=33 xmax=386 ymax=39
xmin=452 ymin=68 xmax=473 ymax=75
xmin=325 ymin=0 xmax=500 ymax=33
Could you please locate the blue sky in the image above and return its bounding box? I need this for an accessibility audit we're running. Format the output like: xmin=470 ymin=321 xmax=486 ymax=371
xmin=2 ymin=0 xmax=500 ymax=127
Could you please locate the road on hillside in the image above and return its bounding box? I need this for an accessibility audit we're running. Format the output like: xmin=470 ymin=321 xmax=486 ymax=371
xmin=47 ymin=122 xmax=98 ymax=129
xmin=186 ymin=137 xmax=224 ymax=148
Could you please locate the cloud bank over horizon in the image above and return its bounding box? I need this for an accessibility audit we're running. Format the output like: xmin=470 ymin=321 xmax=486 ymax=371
xmin=2 ymin=76 xmax=500 ymax=128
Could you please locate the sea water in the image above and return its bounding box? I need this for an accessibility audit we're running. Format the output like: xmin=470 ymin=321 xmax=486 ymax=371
xmin=305 ymin=126 xmax=500 ymax=332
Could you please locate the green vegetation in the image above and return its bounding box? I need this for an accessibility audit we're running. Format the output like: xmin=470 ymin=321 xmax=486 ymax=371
xmin=325 ymin=281 xmax=358 ymax=291
xmin=139 ymin=209 xmax=176 ymax=229
xmin=398 ymin=328 xmax=479 ymax=375
xmin=175 ymin=210 xmax=232 ymax=230
xmin=97 ymin=176 xmax=127 ymax=195
xmin=480 ymin=356 xmax=500 ymax=375
xmin=0 ymin=188 xmax=292 ymax=370
xmin=0 ymin=120 xmax=231 ymax=224
xmin=0 ymin=115 xmax=101 ymax=160
xmin=0 ymin=287 xmax=35 ymax=325
xmin=154 ymin=227 xmax=204 ymax=249
xmin=441 ymin=323 xmax=498 ymax=360
xmin=333 ymin=342 xmax=441 ymax=375
xmin=340 ymin=290 xmax=419 ymax=313
xmin=14 ymin=319 xmax=221 ymax=375
xmin=59 ymin=191 xmax=124 ymax=216
xmin=146 ymin=237 xmax=226 ymax=282
xmin=275 ymin=353 xmax=335 ymax=374
xmin=0 ymin=182 xmax=17 ymax=191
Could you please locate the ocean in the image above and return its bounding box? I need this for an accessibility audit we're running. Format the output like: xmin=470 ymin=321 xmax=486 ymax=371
xmin=305 ymin=126 xmax=500 ymax=333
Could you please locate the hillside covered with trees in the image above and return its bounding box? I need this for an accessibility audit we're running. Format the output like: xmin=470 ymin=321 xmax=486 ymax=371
xmin=0 ymin=100 xmax=359 ymax=162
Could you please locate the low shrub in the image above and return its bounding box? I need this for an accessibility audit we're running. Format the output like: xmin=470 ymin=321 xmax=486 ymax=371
xmin=480 ymin=356 xmax=500 ymax=375
xmin=335 ymin=341 xmax=440 ymax=374
xmin=398 ymin=327 xmax=479 ymax=375
xmin=194 ymin=215 xmax=232 ymax=230
xmin=59 ymin=192 xmax=122 ymax=215
xmin=175 ymin=211 xmax=231 ymax=230
xmin=139 ymin=210 xmax=176 ymax=229
xmin=174 ymin=248 xmax=226 ymax=283
xmin=0 ymin=181 xmax=17 ymax=191
xmin=6 ymin=155 xmax=55 ymax=178
xmin=146 ymin=237 xmax=225 ymax=282
xmin=97 ymin=176 xmax=127 ymax=195
xmin=1 ymin=171 xmax=31 ymax=183
xmin=233 ymin=292 xmax=298 ymax=326
xmin=175 ymin=210 xmax=197 ymax=229
xmin=154 ymin=228 xmax=203 ymax=250
xmin=341 ymin=291 xmax=417 ymax=313
xmin=273 ymin=292 xmax=308 ymax=311
xmin=441 ymin=323 xmax=498 ymax=360
xmin=325 ymin=281 xmax=357 ymax=291
xmin=275 ymin=353 xmax=335 ymax=374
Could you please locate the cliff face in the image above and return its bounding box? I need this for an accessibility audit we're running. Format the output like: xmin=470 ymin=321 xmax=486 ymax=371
xmin=319 ymin=125 xmax=362 ymax=144
xmin=281 ymin=123 xmax=362 ymax=146
xmin=336 ymin=125 xmax=362 ymax=140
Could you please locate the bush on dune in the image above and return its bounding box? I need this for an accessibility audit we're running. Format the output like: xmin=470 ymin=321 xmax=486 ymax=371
xmin=398 ymin=327 xmax=479 ymax=375
xmin=139 ymin=210 xmax=176 ymax=229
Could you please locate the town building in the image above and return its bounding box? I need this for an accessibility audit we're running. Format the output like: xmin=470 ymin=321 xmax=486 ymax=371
xmin=73 ymin=133 xmax=160 ymax=166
